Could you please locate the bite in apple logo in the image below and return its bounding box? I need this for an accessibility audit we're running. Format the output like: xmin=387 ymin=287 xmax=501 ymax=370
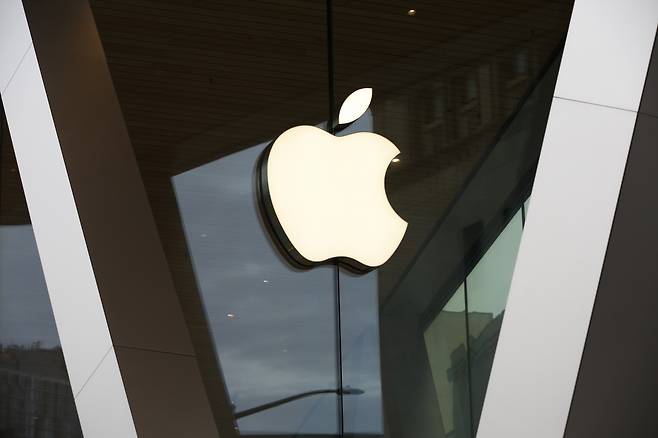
xmin=257 ymin=88 xmax=407 ymax=273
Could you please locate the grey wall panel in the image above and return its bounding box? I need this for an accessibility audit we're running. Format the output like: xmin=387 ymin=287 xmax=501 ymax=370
xmin=21 ymin=0 xmax=195 ymax=355
xmin=554 ymin=0 xmax=658 ymax=111
xmin=75 ymin=349 xmax=138 ymax=438
xmin=114 ymin=347 xmax=222 ymax=438
xmin=563 ymin=113 xmax=658 ymax=437
xmin=563 ymin=40 xmax=658 ymax=435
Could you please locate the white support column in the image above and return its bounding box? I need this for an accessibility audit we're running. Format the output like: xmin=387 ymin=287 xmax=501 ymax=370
xmin=0 ymin=1 xmax=221 ymax=437
xmin=0 ymin=2 xmax=137 ymax=437
xmin=477 ymin=1 xmax=658 ymax=437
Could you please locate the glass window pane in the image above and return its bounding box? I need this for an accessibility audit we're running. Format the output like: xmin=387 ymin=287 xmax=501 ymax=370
xmin=88 ymin=1 xmax=575 ymax=435
xmin=339 ymin=270 xmax=384 ymax=435
xmin=173 ymin=143 xmax=338 ymax=435
xmin=466 ymin=210 xmax=523 ymax=430
xmin=333 ymin=1 xmax=573 ymax=436
xmin=90 ymin=1 xmax=338 ymax=434
xmin=424 ymin=284 xmax=471 ymax=438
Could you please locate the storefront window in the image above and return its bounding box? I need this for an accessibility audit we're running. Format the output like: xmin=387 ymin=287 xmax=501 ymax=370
xmin=332 ymin=2 xmax=572 ymax=435
xmin=466 ymin=210 xmax=523 ymax=429
xmin=89 ymin=0 xmax=574 ymax=435
xmin=173 ymin=143 xmax=338 ymax=434
xmin=424 ymin=285 xmax=470 ymax=438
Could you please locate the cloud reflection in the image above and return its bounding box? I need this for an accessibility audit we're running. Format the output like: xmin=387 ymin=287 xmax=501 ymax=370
xmin=173 ymin=113 xmax=383 ymax=434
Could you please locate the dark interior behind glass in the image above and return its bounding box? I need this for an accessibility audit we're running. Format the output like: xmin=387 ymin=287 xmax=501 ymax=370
xmin=89 ymin=1 xmax=574 ymax=436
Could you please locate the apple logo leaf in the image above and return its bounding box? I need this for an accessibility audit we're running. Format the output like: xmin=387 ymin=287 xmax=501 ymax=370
xmin=338 ymin=88 xmax=372 ymax=125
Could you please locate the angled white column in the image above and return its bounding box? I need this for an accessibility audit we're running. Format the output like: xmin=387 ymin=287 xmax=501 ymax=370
xmin=0 ymin=0 xmax=220 ymax=437
xmin=0 ymin=2 xmax=136 ymax=437
xmin=477 ymin=1 xmax=658 ymax=437
xmin=0 ymin=0 xmax=30 ymax=93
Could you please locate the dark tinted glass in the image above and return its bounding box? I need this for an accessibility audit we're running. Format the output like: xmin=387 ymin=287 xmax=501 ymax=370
xmin=332 ymin=1 xmax=573 ymax=436
xmin=89 ymin=1 xmax=339 ymax=435
xmin=89 ymin=1 xmax=574 ymax=436
xmin=0 ymin=108 xmax=83 ymax=437
xmin=172 ymin=143 xmax=338 ymax=435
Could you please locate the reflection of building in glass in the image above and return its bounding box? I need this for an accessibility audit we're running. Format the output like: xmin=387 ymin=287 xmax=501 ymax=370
xmin=425 ymin=310 xmax=505 ymax=438
xmin=423 ymin=203 xmax=526 ymax=437
xmin=375 ymin=29 xmax=558 ymax=291
xmin=0 ymin=345 xmax=82 ymax=438
xmin=424 ymin=304 xmax=470 ymax=438
xmin=424 ymin=309 xmax=503 ymax=438
xmin=467 ymin=312 xmax=504 ymax=428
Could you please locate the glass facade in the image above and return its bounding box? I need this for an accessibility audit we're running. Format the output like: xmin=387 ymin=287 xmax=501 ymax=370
xmin=466 ymin=210 xmax=524 ymax=428
xmin=85 ymin=1 xmax=574 ymax=436
xmin=0 ymin=107 xmax=82 ymax=436
xmin=423 ymin=284 xmax=469 ymax=437
xmin=172 ymin=144 xmax=339 ymax=434
xmin=422 ymin=204 xmax=528 ymax=437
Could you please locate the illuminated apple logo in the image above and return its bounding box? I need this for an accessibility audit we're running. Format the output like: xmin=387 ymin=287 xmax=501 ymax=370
xmin=257 ymin=88 xmax=407 ymax=272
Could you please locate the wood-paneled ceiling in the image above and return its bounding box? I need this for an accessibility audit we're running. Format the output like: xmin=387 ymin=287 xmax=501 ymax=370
xmin=89 ymin=0 xmax=573 ymax=178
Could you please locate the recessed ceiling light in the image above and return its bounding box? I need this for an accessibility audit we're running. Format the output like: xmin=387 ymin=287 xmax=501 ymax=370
xmin=227 ymin=313 xmax=236 ymax=320
xmin=407 ymin=9 xmax=416 ymax=16
xmin=392 ymin=158 xmax=401 ymax=163
xmin=263 ymin=280 xmax=269 ymax=283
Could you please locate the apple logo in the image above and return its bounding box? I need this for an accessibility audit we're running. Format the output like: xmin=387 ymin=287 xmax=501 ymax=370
xmin=257 ymin=88 xmax=407 ymax=273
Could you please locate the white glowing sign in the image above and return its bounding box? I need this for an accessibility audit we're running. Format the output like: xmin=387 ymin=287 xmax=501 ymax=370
xmin=257 ymin=88 xmax=407 ymax=272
